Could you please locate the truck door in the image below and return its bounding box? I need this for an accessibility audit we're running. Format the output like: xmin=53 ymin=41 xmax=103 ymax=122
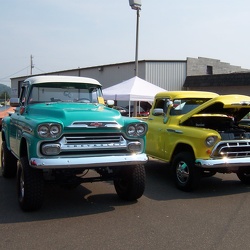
xmin=9 ymin=86 xmax=27 ymax=156
xmin=146 ymin=98 xmax=170 ymax=160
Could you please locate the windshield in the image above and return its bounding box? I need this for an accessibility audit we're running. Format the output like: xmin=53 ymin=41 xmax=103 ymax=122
xmin=170 ymin=98 xmax=211 ymax=116
xmin=28 ymin=83 xmax=103 ymax=104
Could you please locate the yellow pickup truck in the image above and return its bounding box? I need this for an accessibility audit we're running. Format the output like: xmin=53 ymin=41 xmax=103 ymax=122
xmin=146 ymin=91 xmax=250 ymax=191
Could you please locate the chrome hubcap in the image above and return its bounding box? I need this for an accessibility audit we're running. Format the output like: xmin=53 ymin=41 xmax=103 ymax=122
xmin=176 ymin=161 xmax=189 ymax=184
xmin=20 ymin=170 xmax=25 ymax=199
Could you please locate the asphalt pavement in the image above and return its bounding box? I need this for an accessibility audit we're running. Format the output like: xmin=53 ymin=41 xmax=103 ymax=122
xmin=1 ymin=138 xmax=250 ymax=250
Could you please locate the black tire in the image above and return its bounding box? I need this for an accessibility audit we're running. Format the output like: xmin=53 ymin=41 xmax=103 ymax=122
xmin=114 ymin=164 xmax=146 ymax=201
xmin=237 ymin=170 xmax=250 ymax=185
xmin=17 ymin=156 xmax=44 ymax=211
xmin=172 ymin=152 xmax=201 ymax=192
xmin=1 ymin=141 xmax=17 ymax=178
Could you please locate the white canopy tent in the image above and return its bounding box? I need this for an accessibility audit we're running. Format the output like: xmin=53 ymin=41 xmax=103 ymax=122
xmin=102 ymin=76 xmax=166 ymax=102
xmin=102 ymin=76 xmax=166 ymax=116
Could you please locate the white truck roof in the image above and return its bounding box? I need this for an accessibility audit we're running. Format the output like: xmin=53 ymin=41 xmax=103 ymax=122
xmin=24 ymin=75 xmax=102 ymax=86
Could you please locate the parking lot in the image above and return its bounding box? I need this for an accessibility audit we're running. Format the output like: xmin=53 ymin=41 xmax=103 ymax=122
xmin=1 ymin=138 xmax=250 ymax=250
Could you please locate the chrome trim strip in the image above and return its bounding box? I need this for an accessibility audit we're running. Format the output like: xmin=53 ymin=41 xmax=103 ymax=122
xmin=68 ymin=120 xmax=121 ymax=128
xmin=167 ymin=129 xmax=183 ymax=134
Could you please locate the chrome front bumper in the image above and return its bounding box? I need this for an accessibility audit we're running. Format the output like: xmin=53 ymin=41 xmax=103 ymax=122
xmin=30 ymin=153 xmax=148 ymax=169
xmin=196 ymin=157 xmax=250 ymax=169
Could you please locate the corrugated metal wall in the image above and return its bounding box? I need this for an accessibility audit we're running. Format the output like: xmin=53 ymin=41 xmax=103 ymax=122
xmin=10 ymin=60 xmax=187 ymax=97
xmin=145 ymin=61 xmax=187 ymax=91
xmin=11 ymin=58 xmax=248 ymax=98
xmin=92 ymin=61 xmax=187 ymax=91
xmin=81 ymin=63 xmax=137 ymax=88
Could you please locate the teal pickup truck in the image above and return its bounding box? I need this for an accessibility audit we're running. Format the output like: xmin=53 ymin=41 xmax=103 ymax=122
xmin=1 ymin=75 xmax=148 ymax=211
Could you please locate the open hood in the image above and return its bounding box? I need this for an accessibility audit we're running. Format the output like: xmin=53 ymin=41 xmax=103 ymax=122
xmin=179 ymin=94 xmax=250 ymax=125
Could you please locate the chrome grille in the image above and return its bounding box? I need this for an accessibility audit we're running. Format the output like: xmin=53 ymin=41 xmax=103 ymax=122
xmin=58 ymin=134 xmax=128 ymax=152
xmin=211 ymin=140 xmax=250 ymax=158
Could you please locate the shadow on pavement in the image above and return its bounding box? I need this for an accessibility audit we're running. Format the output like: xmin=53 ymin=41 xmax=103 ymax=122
xmin=0 ymin=176 xmax=136 ymax=224
xmin=1 ymin=158 xmax=250 ymax=223
xmin=144 ymin=158 xmax=250 ymax=201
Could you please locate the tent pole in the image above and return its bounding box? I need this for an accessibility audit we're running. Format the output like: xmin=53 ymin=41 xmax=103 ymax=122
xmin=129 ymin=100 xmax=131 ymax=117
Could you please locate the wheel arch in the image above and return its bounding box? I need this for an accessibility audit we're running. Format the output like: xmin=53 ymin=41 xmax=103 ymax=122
xmin=1 ymin=130 xmax=6 ymax=142
xmin=19 ymin=137 xmax=29 ymax=158
xmin=1 ymin=130 xmax=11 ymax=151
xmin=170 ymin=143 xmax=195 ymax=165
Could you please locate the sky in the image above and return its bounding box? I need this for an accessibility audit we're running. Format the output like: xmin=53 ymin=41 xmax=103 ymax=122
xmin=1 ymin=0 xmax=250 ymax=86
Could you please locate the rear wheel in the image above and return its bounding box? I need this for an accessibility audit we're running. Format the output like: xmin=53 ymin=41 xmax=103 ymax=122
xmin=1 ymin=141 xmax=17 ymax=178
xmin=172 ymin=152 xmax=201 ymax=191
xmin=17 ymin=156 xmax=44 ymax=211
xmin=114 ymin=165 xmax=146 ymax=201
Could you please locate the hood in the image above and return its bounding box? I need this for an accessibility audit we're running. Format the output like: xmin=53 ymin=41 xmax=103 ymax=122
xmin=179 ymin=94 xmax=250 ymax=124
xmin=26 ymin=103 xmax=122 ymax=125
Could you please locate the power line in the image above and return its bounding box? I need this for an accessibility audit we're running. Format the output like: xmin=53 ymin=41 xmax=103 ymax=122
xmin=34 ymin=66 xmax=46 ymax=73
xmin=0 ymin=66 xmax=30 ymax=81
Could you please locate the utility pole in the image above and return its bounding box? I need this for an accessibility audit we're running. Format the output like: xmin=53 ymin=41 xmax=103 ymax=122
xmin=128 ymin=0 xmax=141 ymax=77
xmin=30 ymin=55 xmax=34 ymax=75
xmin=128 ymin=0 xmax=142 ymax=117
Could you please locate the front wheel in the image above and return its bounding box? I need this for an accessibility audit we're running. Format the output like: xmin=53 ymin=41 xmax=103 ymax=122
xmin=114 ymin=165 xmax=146 ymax=201
xmin=17 ymin=156 xmax=44 ymax=211
xmin=172 ymin=152 xmax=201 ymax=192
xmin=1 ymin=141 xmax=17 ymax=178
xmin=237 ymin=170 xmax=250 ymax=185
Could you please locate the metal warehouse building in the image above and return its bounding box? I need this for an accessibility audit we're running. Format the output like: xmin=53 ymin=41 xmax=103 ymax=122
xmin=10 ymin=57 xmax=248 ymax=98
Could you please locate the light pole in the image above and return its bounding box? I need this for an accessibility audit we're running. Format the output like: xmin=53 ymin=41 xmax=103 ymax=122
xmin=129 ymin=0 xmax=141 ymax=117
xmin=129 ymin=0 xmax=141 ymax=77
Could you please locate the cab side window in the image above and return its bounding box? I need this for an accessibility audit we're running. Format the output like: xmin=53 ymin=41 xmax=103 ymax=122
xmin=153 ymin=98 xmax=172 ymax=116
xmin=155 ymin=99 xmax=165 ymax=109
xmin=19 ymin=86 xmax=27 ymax=106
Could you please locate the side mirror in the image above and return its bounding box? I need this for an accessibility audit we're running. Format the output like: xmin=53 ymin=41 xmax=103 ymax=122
xmin=152 ymin=108 xmax=164 ymax=116
xmin=10 ymin=97 xmax=19 ymax=107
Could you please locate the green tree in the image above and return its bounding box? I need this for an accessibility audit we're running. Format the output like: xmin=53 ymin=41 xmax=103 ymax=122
xmin=0 ymin=91 xmax=10 ymax=100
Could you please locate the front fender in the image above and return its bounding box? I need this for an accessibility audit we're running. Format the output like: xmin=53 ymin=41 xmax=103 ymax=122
xmin=18 ymin=132 xmax=39 ymax=160
xmin=2 ymin=117 xmax=11 ymax=150
xmin=170 ymin=127 xmax=220 ymax=160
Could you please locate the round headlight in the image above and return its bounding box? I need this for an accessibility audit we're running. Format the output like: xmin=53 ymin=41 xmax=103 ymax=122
xmin=38 ymin=125 xmax=50 ymax=138
xmin=38 ymin=123 xmax=62 ymax=138
xmin=136 ymin=124 xmax=146 ymax=136
xmin=205 ymin=136 xmax=217 ymax=147
xmin=127 ymin=125 xmax=136 ymax=136
xmin=50 ymin=125 xmax=60 ymax=137
xmin=126 ymin=123 xmax=147 ymax=137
